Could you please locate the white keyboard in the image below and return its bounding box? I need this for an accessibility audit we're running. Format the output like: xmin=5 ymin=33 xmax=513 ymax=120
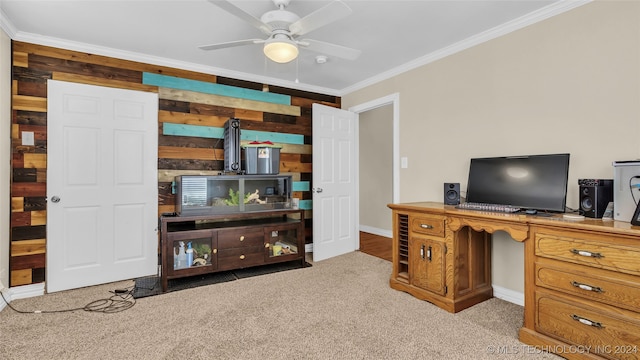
xmin=456 ymin=202 xmax=521 ymax=213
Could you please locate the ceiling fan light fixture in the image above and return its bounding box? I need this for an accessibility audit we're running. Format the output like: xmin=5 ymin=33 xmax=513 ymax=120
xmin=264 ymin=36 xmax=298 ymax=63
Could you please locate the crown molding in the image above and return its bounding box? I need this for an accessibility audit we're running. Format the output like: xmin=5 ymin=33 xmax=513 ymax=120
xmin=0 ymin=0 xmax=590 ymax=98
xmin=0 ymin=7 xmax=17 ymax=38
xmin=339 ymin=0 xmax=592 ymax=96
xmin=6 ymin=29 xmax=341 ymax=97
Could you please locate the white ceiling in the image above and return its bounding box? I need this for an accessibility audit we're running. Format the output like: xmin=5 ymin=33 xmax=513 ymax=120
xmin=0 ymin=0 xmax=588 ymax=96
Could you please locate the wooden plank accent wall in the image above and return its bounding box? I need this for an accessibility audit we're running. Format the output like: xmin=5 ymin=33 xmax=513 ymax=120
xmin=10 ymin=41 xmax=340 ymax=287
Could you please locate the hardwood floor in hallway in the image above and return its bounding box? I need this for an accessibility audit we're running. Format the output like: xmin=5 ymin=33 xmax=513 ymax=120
xmin=359 ymin=231 xmax=392 ymax=262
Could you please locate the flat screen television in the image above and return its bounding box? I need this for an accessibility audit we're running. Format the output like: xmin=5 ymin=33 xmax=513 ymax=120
xmin=465 ymin=153 xmax=570 ymax=213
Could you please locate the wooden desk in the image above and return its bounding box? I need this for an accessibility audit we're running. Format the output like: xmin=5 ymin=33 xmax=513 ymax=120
xmin=388 ymin=202 xmax=640 ymax=360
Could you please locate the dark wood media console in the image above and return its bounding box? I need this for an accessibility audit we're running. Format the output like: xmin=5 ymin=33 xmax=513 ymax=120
xmin=159 ymin=209 xmax=305 ymax=292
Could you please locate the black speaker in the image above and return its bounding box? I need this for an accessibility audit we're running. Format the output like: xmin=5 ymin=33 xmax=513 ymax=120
xmin=444 ymin=183 xmax=460 ymax=205
xmin=578 ymin=179 xmax=613 ymax=218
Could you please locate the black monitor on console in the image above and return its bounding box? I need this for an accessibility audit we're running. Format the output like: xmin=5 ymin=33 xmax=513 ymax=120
xmin=465 ymin=153 xmax=570 ymax=213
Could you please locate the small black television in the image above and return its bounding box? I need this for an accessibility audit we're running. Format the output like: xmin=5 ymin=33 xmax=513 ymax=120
xmin=465 ymin=153 xmax=570 ymax=213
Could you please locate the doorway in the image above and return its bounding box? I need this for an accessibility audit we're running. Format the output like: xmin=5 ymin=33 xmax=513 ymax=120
xmin=350 ymin=93 xmax=400 ymax=248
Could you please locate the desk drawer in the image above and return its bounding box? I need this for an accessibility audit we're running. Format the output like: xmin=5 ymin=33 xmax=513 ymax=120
xmin=535 ymin=258 xmax=640 ymax=311
xmin=536 ymin=290 xmax=640 ymax=360
xmin=218 ymin=227 xmax=264 ymax=249
xmin=535 ymin=232 xmax=640 ymax=276
xmin=410 ymin=214 xmax=445 ymax=237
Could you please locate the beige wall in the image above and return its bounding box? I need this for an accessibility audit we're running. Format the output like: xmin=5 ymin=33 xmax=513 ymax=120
xmin=359 ymin=105 xmax=393 ymax=233
xmin=343 ymin=1 xmax=640 ymax=294
xmin=1 ymin=28 xmax=10 ymax=289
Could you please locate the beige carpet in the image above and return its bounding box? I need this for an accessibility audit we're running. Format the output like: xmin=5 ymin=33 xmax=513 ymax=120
xmin=0 ymin=251 xmax=560 ymax=359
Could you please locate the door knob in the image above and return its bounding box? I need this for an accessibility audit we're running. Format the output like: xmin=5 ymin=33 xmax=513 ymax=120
xmin=313 ymin=188 xmax=323 ymax=193
xmin=51 ymin=196 xmax=61 ymax=203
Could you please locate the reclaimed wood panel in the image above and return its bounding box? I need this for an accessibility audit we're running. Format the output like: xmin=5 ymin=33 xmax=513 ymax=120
xmin=163 ymin=123 xmax=305 ymax=144
xmin=11 ymin=197 xmax=24 ymax=212
xmin=53 ymin=72 xmax=158 ymax=93
xmin=12 ymin=95 xmax=46 ymax=112
xmin=13 ymin=51 xmax=28 ymax=68
xmin=158 ymin=169 xmax=223 ymax=182
xmin=158 ymin=133 xmax=221 ymax=148
xmin=10 ymin=253 xmax=45 ymax=270
xmin=158 ymin=110 xmax=227 ymax=127
xmin=158 ymin=146 xmax=224 ymax=161
xmin=10 ymin=41 xmax=338 ymax=287
xmin=11 ymin=239 xmax=46 ymax=256
xmin=234 ymin=109 xmax=263 ymax=121
xmin=23 ymin=197 xmax=47 ymax=212
xmin=30 ymin=211 xmax=46 ymax=226
xmin=10 ymin=269 xmax=32 ymax=286
xmin=159 ymin=88 xmax=301 ymax=116
xmin=12 ymin=225 xmax=46 ymax=241
xmin=23 ymin=153 xmax=47 ymax=168
xmin=11 ymin=212 xmax=31 ymax=227
xmin=12 ymin=168 xmax=37 ymax=182
xmin=11 ymin=183 xmax=46 ymax=197
xmin=14 ymin=110 xmax=47 ymax=126
xmin=143 ymin=72 xmax=291 ymax=105
xmin=28 ymin=54 xmax=142 ymax=84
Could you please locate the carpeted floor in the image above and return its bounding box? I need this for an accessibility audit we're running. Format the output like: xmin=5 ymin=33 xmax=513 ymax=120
xmin=133 ymin=260 xmax=310 ymax=298
xmin=0 ymin=251 xmax=561 ymax=360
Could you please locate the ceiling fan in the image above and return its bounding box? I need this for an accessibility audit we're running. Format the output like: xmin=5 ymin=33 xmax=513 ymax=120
xmin=199 ymin=0 xmax=361 ymax=64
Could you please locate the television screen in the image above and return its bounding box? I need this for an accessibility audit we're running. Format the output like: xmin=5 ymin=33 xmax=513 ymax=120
xmin=466 ymin=153 xmax=570 ymax=213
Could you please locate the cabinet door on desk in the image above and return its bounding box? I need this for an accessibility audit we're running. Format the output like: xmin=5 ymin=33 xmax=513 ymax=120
xmin=409 ymin=236 xmax=446 ymax=295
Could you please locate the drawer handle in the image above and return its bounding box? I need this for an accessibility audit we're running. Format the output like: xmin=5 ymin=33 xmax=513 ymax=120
xmin=239 ymin=255 xmax=245 ymax=260
xmin=420 ymin=224 xmax=433 ymax=229
xmin=570 ymin=249 xmax=603 ymax=258
xmin=239 ymin=235 xmax=245 ymax=242
xmin=571 ymin=314 xmax=604 ymax=329
xmin=571 ymin=281 xmax=604 ymax=293
xmin=213 ymin=248 xmax=217 ymax=254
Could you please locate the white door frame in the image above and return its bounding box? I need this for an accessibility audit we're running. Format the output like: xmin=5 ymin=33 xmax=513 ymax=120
xmin=348 ymin=93 xmax=400 ymax=247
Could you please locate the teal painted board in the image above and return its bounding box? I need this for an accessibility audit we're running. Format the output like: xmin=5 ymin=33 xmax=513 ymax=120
xmin=241 ymin=130 xmax=304 ymax=145
xmin=163 ymin=123 xmax=304 ymax=145
xmin=292 ymin=181 xmax=310 ymax=192
xmin=163 ymin=123 xmax=224 ymax=138
xmin=143 ymin=72 xmax=291 ymax=105
xmin=299 ymin=200 xmax=312 ymax=210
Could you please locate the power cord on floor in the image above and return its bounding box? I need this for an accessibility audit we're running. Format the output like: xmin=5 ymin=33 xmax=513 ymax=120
xmin=0 ymin=286 xmax=136 ymax=314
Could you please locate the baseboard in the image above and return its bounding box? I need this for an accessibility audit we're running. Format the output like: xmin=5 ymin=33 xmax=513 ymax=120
xmin=492 ymin=285 xmax=524 ymax=306
xmin=359 ymin=225 xmax=392 ymax=238
xmin=0 ymin=283 xmax=45 ymax=311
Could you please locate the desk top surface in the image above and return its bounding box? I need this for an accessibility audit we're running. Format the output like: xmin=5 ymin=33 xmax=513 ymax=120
xmin=388 ymin=201 xmax=640 ymax=237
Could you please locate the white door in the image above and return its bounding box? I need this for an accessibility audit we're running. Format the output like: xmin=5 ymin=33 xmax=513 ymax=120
xmin=312 ymin=104 xmax=357 ymax=261
xmin=46 ymin=80 xmax=158 ymax=292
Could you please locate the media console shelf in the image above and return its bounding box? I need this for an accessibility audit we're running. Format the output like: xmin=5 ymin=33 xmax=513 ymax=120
xmin=389 ymin=202 xmax=640 ymax=360
xmin=159 ymin=209 xmax=305 ymax=292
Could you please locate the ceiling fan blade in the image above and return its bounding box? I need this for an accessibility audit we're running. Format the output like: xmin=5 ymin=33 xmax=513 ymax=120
xmin=298 ymin=39 xmax=361 ymax=60
xmin=199 ymin=39 xmax=265 ymax=51
xmin=289 ymin=0 xmax=352 ymax=36
xmin=207 ymin=0 xmax=272 ymax=35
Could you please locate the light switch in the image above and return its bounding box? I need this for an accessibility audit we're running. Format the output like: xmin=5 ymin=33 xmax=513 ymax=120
xmin=401 ymin=157 xmax=408 ymax=169
xmin=22 ymin=131 xmax=35 ymax=146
